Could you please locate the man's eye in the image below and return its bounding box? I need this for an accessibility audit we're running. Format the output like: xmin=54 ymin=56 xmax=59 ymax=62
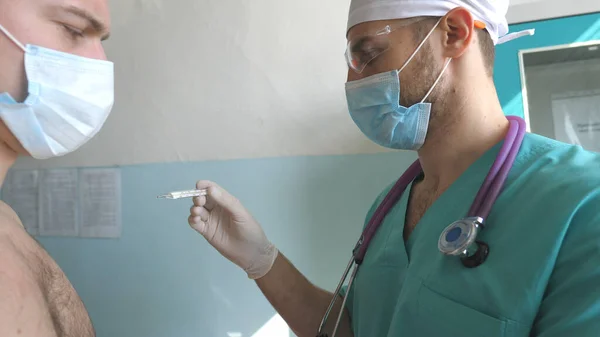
xmin=360 ymin=49 xmax=382 ymax=63
xmin=62 ymin=24 xmax=84 ymax=39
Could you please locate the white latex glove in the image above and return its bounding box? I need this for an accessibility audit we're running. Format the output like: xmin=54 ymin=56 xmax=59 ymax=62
xmin=188 ymin=180 xmax=278 ymax=280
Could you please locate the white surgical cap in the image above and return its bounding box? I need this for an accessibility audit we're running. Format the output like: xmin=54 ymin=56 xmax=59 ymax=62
xmin=347 ymin=0 xmax=534 ymax=45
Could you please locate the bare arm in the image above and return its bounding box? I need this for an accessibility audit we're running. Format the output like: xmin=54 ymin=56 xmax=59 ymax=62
xmin=255 ymin=253 xmax=353 ymax=337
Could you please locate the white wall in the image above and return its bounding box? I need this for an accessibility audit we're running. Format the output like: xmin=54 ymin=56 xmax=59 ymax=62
xmin=12 ymin=0 xmax=599 ymax=171
xmin=14 ymin=0 xmax=391 ymax=170
xmin=507 ymin=0 xmax=599 ymax=24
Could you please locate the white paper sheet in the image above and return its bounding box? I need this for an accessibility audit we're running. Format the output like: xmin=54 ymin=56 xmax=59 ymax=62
xmin=552 ymin=92 xmax=600 ymax=152
xmin=78 ymin=168 xmax=122 ymax=238
xmin=39 ymin=169 xmax=79 ymax=237
xmin=1 ymin=170 xmax=39 ymax=235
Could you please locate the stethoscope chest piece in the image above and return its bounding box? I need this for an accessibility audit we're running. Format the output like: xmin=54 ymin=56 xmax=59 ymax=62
xmin=438 ymin=217 xmax=489 ymax=267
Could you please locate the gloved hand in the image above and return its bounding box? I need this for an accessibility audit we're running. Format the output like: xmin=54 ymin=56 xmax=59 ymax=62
xmin=188 ymin=180 xmax=278 ymax=280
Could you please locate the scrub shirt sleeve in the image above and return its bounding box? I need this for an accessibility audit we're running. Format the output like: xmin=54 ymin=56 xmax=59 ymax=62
xmin=532 ymin=190 xmax=600 ymax=337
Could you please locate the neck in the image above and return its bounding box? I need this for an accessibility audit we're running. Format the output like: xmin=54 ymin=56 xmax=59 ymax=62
xmin=417 ymin=79 xmax=509 ymax=192
xmin=0 ymin=141 xmax=18 ymax=187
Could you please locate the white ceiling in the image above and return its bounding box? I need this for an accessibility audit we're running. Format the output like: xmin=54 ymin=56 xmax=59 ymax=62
xmin=507 ymin=0 xmax=599 ymax=24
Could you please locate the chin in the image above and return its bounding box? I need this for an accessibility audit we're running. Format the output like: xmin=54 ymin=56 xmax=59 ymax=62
xmin=0 ymin=126 xmax=29 ymax=158
xmin=0 ymin=141 xmax=25 ymax=161
xmin=7 ymin=139 xmax=28 ymax=156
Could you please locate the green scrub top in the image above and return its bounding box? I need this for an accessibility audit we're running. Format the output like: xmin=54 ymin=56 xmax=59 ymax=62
xmin=340 ymin=132 xmax=600 ymax=337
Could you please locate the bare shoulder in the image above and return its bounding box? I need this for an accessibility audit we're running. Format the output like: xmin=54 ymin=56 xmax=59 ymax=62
xmin=0 ymin=204 xmax=95 ymax=337
xmin=0 ymin=211 xmax=58 ymax=336
xmin=0 ymin=201 xmax=22 ymax=228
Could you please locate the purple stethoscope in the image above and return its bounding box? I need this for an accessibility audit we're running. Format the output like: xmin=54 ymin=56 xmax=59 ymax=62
xmin=317 ymin=116 xmax=527 ymax=337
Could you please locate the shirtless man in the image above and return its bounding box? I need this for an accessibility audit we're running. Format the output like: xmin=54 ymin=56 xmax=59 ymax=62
xmin=0 ymin=0 xmax=113 ymax=336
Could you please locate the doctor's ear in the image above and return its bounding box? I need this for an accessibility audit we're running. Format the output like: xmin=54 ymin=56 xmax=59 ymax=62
xmin=439 ymin=7 xmax=476 ymax=58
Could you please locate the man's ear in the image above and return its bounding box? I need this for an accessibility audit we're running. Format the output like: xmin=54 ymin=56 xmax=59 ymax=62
xmin=439 ymin=7 xmax=476 ymax=59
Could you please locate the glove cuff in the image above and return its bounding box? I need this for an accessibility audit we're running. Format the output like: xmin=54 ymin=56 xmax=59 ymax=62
xmin=245 ymin=242 xmax=279 ymax=280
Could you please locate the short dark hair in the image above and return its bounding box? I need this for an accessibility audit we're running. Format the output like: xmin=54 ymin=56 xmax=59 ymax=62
xmin=413 ymin=17 xmax=495 ymax=77
xmin=477 ymin=29 xmax=495 ymax=76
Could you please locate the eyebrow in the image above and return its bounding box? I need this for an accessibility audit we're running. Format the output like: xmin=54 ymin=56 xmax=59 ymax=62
xmin=61 ymin=4 xmax=111 ymax=40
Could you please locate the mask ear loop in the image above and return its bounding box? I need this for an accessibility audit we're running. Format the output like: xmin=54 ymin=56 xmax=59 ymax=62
xmin=398 ymin=17 xmax=443 ymax=73
xmin=0 ymin=24 xmax=27 ymax=52
xmin=421 ymin=58 xmax=452 ymax=103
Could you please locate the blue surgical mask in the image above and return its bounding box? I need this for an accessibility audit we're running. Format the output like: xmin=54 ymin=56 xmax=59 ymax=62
xmin=344 ymin=18 xmax=450 ymax=151
xmin=0 ymin=23 xmax=114 ymax=159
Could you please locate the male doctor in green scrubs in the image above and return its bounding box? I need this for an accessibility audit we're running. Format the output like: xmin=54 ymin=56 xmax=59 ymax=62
xmin=187 ymin=0 xmax=600 ymax=336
